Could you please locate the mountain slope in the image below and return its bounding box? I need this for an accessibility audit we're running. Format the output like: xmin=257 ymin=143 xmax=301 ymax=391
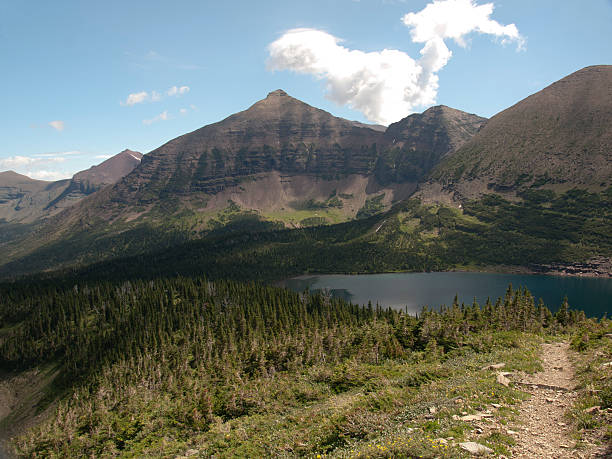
xmin=423 ymin=65 xmax=612 ymax=202
xmin=73 ymin=149 xmax=143 ymax=188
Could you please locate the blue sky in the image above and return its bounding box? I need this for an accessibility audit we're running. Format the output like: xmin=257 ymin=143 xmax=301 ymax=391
xmin=1 ymin=0 xmax=611 ymax=180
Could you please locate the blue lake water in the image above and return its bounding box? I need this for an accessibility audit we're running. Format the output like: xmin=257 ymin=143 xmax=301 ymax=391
xmin=280 ymin=272 xmax=612 ymax=317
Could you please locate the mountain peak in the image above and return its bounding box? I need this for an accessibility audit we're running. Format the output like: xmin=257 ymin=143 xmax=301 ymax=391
xmin=266 ymin=89 xmax=289 ymax=98
xmin=118 ymin=149 xmax=143 ymax=161
xmin=72 ymin=149 xmax=143 ymax=186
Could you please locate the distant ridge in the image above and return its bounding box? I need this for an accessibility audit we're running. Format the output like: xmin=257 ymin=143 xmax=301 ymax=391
xmin=0 ymin=149 xmax=142 ymax=223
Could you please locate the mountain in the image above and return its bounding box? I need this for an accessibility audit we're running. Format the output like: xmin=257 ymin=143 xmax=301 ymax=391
xmin=48 ymin=91 xmax=484 ymax=227
xmin=0 ymin=149 xmax=142 ymax=224
xmin=423 ymin=65 xmax=612 ymax=202
xmin=0 ymin=92 xmax=485 ymax=274
xmin=110 ymin=89 xmax=387 ymax=210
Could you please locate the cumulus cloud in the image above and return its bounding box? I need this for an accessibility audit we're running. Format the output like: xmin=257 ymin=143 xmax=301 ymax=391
xmin=48 ymin=120 xmax=65 ymax=131
xmin=167 ymin=85 xmax=190 ymax=96
xmin=267 ymin=0 xmax=523 ymax=124
xmin=142 ymin=111 xmax=169 ymax=125
xmin=403 ymin=0 xmax=523 ymax=47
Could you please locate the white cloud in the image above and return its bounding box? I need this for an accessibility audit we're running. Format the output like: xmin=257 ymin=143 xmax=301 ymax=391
xmin=403 ymin=0 xmax=523 ymax=48
xmin=28 ymin=170 xmax=73 ymax=181
xmin=122 ymin=91 xmax=149 ymax=106
xmin=267 ymin=0 xmax=523 ymax=124
xmin=0 ymin=155 xmax=66 ymax=169
xmin=121 ymin=85 xmax=190 ymax=106
xmin=0 ymin=155 xmax=74 ymax=181
xmin=167 ymin=85 xmax=190 ymax=96
xmin=34 ymin=150 xmax=82 ymax=157
xmin=94 ymin=154 xmax=113 ymax=160
xmin=0 ymin=151 xmax=114 ymax=181
xmin=179 ymin=108 xmax=188 ymax=115
xmin=49 ymin=120 xmax=65 ymax=131
xmin=142 ymin=111 xmax=170 ymax=125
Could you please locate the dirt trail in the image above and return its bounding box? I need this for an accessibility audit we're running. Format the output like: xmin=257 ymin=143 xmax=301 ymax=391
xmin=510 ymin=342 xmax=607 ymax=459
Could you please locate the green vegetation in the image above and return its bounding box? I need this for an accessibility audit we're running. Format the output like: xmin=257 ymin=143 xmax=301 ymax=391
xmin=15 ymin=187 xmax=606 ymax=287
xmin=301 ymin=216 xmax=329 ymax=227
xmin=0 ymin=275 xmax=597 ymax=457
xmin=356 ymin=193 xmax=386 ymax=219
xmin=2 ymin=187 xmax=610 ymax=281
xmin=289 ymin=195 xmax=344 ymax=211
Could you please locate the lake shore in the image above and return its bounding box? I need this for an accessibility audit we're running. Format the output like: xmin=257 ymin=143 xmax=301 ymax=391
xmin=280 ymin=259 xmax=612 ymax=284
xmin=282 ymin=271 xmax=612 ymax=317
xmin=453 ymin=258 xmax=612 ymax=279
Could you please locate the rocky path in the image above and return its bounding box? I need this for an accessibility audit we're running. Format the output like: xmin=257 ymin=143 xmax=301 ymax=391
xmin=511 ymin=342 xmax=577 ymax=458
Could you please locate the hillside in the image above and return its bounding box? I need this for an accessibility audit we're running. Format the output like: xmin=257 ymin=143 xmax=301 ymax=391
xmin=423 ymin=65 xmax=612 ymax=203
xmin=62 ymin=91 xmax=482 ymax=227
xmin=3 ymin=66 xmax=611 ymax=279
xmin=45 ymin=91 xmax=484 ymax=226
xmin=1 ymin=275 xmax=608 ymax=458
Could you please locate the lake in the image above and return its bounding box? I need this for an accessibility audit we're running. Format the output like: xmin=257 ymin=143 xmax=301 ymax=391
xmin=280 ymin=272 xmax=612 ymax=317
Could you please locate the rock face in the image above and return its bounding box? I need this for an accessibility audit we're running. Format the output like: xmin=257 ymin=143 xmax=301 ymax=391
xmin=73 ymin=149 xmax=143 ymax=189
xmin=427 ymin=65 xmax=612 ymax=200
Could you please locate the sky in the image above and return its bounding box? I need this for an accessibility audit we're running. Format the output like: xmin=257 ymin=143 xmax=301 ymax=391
xmin=1 ymin=0 xmax=611 ymax=181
